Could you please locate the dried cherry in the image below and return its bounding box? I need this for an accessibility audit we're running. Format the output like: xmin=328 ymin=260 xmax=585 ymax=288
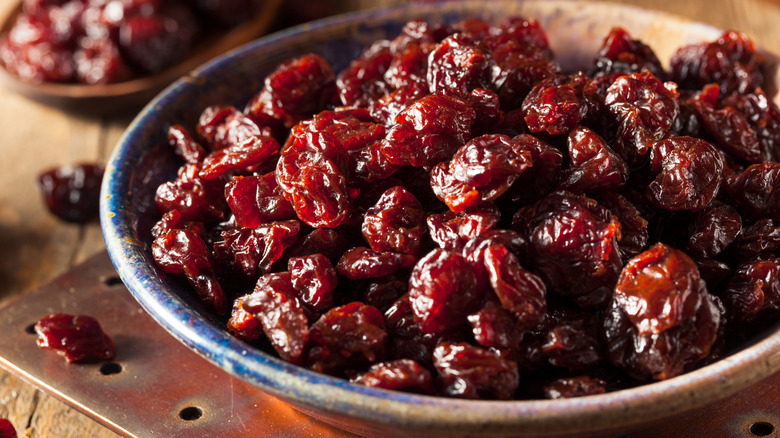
xmin=433 ymin=342 xmax=519 ymax=400
xmin=604 ymin=243 xmax=721 ymax=380
xmin=35 ymin=313 xmax=115 ymax=363
xmin=38 ymin=163 xmax=103 ymax=223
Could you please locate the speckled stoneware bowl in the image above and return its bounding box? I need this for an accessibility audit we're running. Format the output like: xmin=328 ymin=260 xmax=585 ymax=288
xmin=101 ymin=1 xmax=780 ymax=437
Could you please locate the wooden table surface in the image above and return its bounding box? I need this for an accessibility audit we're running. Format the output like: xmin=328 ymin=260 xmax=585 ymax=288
xmin=0 ymin=0 xmax=779 ymax=436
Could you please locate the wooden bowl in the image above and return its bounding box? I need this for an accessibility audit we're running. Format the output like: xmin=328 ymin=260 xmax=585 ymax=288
xmin=101 ymin=1 xmax=780 ymax=437
xmin=0 ymin=0 xmax=281 ymax=115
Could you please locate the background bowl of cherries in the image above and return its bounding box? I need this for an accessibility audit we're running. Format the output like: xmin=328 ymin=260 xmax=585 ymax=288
xmin=101 ymin=1 xmax=780 ymax=436
xmin=0 ymin=0 xmax=281 ymax=113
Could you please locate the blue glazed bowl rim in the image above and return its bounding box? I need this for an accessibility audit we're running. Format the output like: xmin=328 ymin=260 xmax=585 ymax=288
xmin=101 ymin=1 xmax=780 ymax=433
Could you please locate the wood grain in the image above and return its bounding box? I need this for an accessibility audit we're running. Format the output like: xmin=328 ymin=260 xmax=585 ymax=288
xmin=0 ymin=0 xmax=778 ymax=436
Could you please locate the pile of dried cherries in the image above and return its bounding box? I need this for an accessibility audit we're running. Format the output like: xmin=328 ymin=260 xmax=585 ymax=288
xmin=149 ymin=17 xmax=780 ymax=400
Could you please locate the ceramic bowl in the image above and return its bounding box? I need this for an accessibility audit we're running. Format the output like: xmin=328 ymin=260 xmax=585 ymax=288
xmin=101 ymin=1 xmax=780 ymax=436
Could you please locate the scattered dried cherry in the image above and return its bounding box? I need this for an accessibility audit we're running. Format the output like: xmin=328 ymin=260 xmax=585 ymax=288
xmin=35 ymin=313 xmax=115 ymax=363
xmin=0 ymin=418 xmax=15 ymax=438
xmin=38 ymin=163 xmax=103 ymax=223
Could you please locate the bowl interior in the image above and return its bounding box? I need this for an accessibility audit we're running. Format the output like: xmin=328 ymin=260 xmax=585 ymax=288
xmin=101 ymin=1 xmax=780 ymax=436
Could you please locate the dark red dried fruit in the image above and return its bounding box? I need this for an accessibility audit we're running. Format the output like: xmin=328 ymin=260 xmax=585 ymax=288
xmin=0 ymin=418 xmax=16 ymax=438
xmin=433 ymin=341 xmax=519 ymax=400
xmin=38 ymin=163 xmax=103 ymax=223
xmin=276 ymin=128 xmax=350 ymax=228
xmin=595 ymin=192 xmax=648 ymax=259
xmin=225 ymin=173 xmax=296 ymax=228
xmin=227 ymin=296 xmax=262 ymax=342
xmin=154 ymin=163 xmax=227 ymax=223
xmin=559 ymin=126 xmax=628 ymax=194
xmin=242 ymin=272 xmax=309 ymax=363
xmin=685 ymin=84 xmax=762 ymax=164
xmin=337 ymin=40 xmax=392 ymax=107
xmin=604 ymin=243 xmax=721 ymax=380
xmin=150 ymin=209 xmax=205 ymax=240
xmin=591 ymin=27 xmax=664 ymax=79
xmin=541 ymin=304 xmax=605 ymax=370
xmin=152 ymin=228 xmax=227 ymax=314
xmin=307 ymin=302 xmax=388 ymax=375
xmin=723 ymin=88 xmax=780 ymax=162
xmin=213 ymin=220 xmax=300 ymax=278
xmin=731 ymin=219 xmax=780 ymax=261
xmin=687 ymin=201 xmax=742 ymax=259
xmin=720 ymin=257 xmax=780 ymax=324
xmin=380 ymin=94 xmax=476 ymax=168
xmin=483 ymin=244 xmax=546 ymax=331
xmin=199 ymin=134 xmax=280 ymax=180
xmin=288 ymin=254 xmax=337 ymax=312
xmin=468 ymin=302 xmax=521 ymax=351
xmin=35 ymin=313 xmax=114 ymax=363
xmin=426 ymin=32 xmax=493 ymax=96
xmin=726 ymin=162 xmax=780 ymax=222
xmin=431 ymin=134 xmax=532 ymax=212
xmin=670 ymin=31 xmax=763 ymax=95
xmin=503 ymin=134 xmax=563 ymax=205
xmin=605 ymin=71 xmax=679 ymax=160
xmin=543 ymin=376 xmax=607 ymax=399
xmin=336 ymin=247 xmax=417 ymax=280
xmin=118 ymin=12 xmax=194 ymax=73
xmin=361 ymin=186 xmax=426 ymax=255
xmin=408 ymin=249 xmax=481 ymax=334
xmin=73 ymin=36 xmax=131 ymax=84
xmin=351 ymin=359 xmax=435 ymax=394
xmin=647 ymin=136 xmax=724 ymax=211
xmin=369 ymin=81 xmax=428 ymax=126
xmin=168 ymin=124 xmax=207 ymax=164
xmin=246 ymin=53 xmax=336 ymax=129
xmin=522 ymin=73 xmax=587 ymax=135
xmin=427 ymin=205 xmax=502 ymax=250
xmin=384 ymin=19 xmax=435 ymax=90
xmin=523 ymin=191 xmax=622 ymax=308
